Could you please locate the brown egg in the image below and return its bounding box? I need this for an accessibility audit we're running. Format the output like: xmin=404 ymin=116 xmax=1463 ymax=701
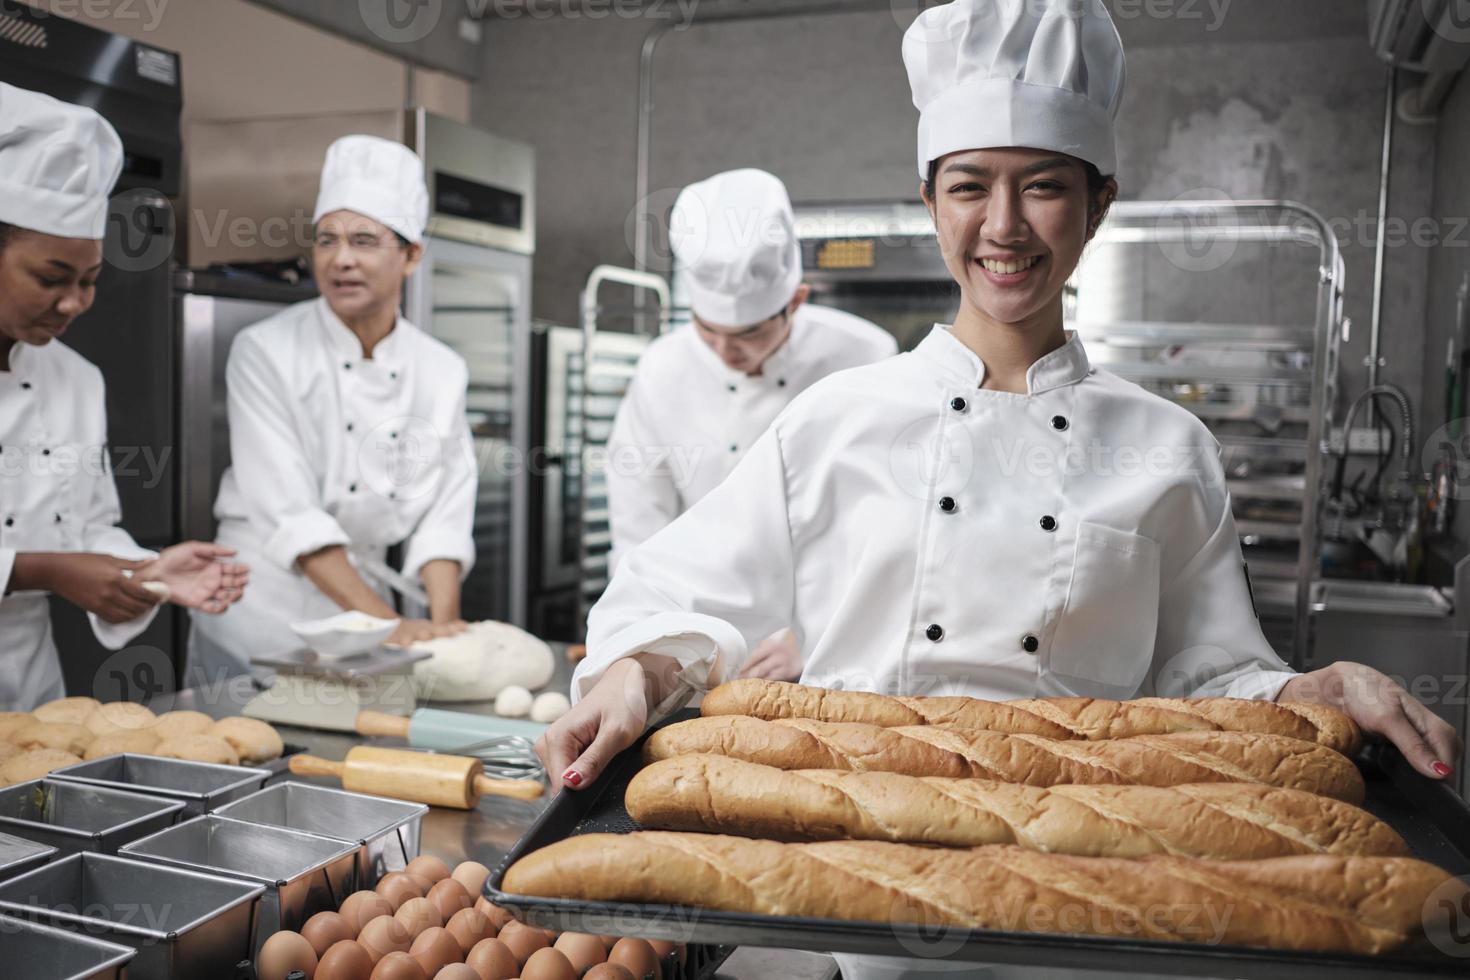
xmin=435 ymin=966 xmax=482 ymax=980
xmin=608 ymin=938 xmax=661 ymax=980
xmin=315 ymin=940 xmax=374 ymax=980
xmin=497 ymin=920 xmax=549 ymax=965
xmin=358 ymin=915 xmax=413 ymax=963
xmin=598 ymin=936 xmax=620 ymax=951
xmin=404 ymin=854 xmax=451 ymax=882
xmin=445 ymin=908 xmax=494 ymax=955
xmin=426 ymin=877 xmax=473 ymax=921
xmin=404 ymin=873 xmax=436 ymax=895
xmin=407 ymin=926 xmax=460 ymax=976
xmin=465 ymin=937 xmax=520 ymax=980
xmin=368 ymin=950 xmax=426 ymax=980
xmin=340 ymin=892 xmax=395 ymax=935
xmin=584 ymin=965 xmax=637 ymax=980
xmin=257 ymin=930 xmax=318 ymax=980
xmin=376 ymin=873 xmax=425 ymax=910
xmin=450 ymin=861 xmax=490 ymax=897
xmin=302 ymin=911 xmax=356 ymax=957
xmin=553 ymin=933 xmax=607 ymax=973
xmin=394 ymin=896 xmax=442 ymax=937
xmin=520 ymin=947 xmax=578 ymax=980
xmin=474 ymin=898 xmax=515 ymax=931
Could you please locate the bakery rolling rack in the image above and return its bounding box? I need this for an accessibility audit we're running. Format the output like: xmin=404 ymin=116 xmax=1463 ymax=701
xmin=487 ymin=709 xmax=1470 ymax=978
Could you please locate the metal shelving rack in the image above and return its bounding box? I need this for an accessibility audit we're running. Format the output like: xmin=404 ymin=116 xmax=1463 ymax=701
xmin=574 ymin=266 xmax=670 ymax=632
xmin=1066 ymin=200 xmax=1345 ymax=666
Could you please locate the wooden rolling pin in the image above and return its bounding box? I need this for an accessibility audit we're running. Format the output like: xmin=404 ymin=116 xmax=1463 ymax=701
xmin=356 ymin=708 xmax=547 ymax=747
xmin=289 ymin=746 xmax=544 ymax=807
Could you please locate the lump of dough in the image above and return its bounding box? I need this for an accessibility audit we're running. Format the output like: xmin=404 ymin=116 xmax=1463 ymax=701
xmin=1 ymin=748 xmax=82 ymax=784
xmin=494 ymin=686 xmax=533 ymax=717
xmin=210 ymin=717 xmax=284 ymax=763
xmin=411 ymin=621 xmax=555 ymax=703
xmin=32 ymin=697 xmax=99 ymax=726
xmin=85 ymin=729 xmax=161 ymax=760
xmin=86 ymin=701 xmax=157 ymax=738
xmin=152 ymin=734 xmax=239 ymax=766
xmin=529 ymin=692 xmax=571 ymax=724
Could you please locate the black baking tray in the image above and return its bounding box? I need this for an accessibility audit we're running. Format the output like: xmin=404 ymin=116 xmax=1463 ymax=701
xmin=487 ymin=709 xmax=1470 ymax=978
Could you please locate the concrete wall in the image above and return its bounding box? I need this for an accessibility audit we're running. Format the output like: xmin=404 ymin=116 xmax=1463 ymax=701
xmin=471 ymin=2 xmax=1430 ymax=431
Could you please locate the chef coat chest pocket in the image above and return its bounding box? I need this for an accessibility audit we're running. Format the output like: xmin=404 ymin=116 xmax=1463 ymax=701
xmin=1046 ymin=521 xmax=1160 ymax=695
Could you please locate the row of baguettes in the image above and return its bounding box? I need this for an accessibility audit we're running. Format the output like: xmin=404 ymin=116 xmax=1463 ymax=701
xmin=625 ymin=755 xmax=1408 ymax=859
xmin=701 ymin=679 xmax=1363 ymax=755
xmin=643 ymin=715 xmax=1367 ymax=803
xmin=502 ymin=832 xmax=1459 ymax=957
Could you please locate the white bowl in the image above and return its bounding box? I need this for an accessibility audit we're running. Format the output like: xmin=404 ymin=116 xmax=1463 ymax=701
xmin=289 ymin=612 xmax=400 ymax=659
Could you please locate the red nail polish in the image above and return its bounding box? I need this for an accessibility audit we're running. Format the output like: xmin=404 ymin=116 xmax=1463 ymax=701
xmin=1432 ymin=761 xmax=1453 ymax=777
xmin=563 ymin=769 xmax=582 ymax=787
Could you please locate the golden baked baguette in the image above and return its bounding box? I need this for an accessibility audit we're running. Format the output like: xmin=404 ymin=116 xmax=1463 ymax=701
xmin=701 ymin=679 xmax=1363 ymax=755
xmin=626 ymin=755 xmax=1406 ymax=859
xmin=503 ymin=832 xmax=1457 ymax=957
xmin=644 ymin=716 xmax=1366 ymax=802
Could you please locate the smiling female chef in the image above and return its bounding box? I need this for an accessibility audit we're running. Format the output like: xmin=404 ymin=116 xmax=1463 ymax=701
xmin=0 ymin=83 xmax=249 ymax=710
xmin=542 ymin=2 xmax=1462 ymax=972
xmin=188 ymin=135 xmax=475 ymax=681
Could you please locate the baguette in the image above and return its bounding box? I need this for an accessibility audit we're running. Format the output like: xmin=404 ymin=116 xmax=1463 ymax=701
xmin=503 ymin=832 xmax=1457 ymax=956
xmin=644 ymin=716 xmax=1366 ymax=802
xmin=626 ymin=755 xmax=1407 ymax=859
xmin=701 ymin=679 xmax=1363 ymax=755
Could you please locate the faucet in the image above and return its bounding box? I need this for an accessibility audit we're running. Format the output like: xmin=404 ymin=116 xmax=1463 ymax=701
xmin=1329 ymin=383 xmax=1414 ymax=502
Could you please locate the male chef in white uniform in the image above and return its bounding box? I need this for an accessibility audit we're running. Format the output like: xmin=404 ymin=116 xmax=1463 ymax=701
xmin=0 ymin=83 xmax=248 ymax=708
xmin=188 ymin=136 xmax=476 ymax=682
xmin=606 ymin=169 xmax=896 ymax=681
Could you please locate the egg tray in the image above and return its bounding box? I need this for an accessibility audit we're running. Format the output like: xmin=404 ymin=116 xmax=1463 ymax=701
xmin=487 ymin=709 xmax=1470 ymax=979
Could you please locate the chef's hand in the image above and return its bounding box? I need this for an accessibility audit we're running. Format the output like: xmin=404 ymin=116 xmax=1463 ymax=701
xmin=1278 ymin=661 xmax=1464 ymax=779
xmin=138 ymin=543 xmax=249 ymax=614
xmin=535 ymin=657 xmax=650 ymax=791
xmin=49 ymin=554 xmax=163 ymax=623
xmin=737 ymin=628 xmax=802 ymax=682
xmin=386 ymin=618 xmax=468 ymax=648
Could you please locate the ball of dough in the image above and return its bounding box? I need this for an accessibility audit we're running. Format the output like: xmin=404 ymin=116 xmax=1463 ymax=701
xmin=411 ymin=621 xmax=555 ymax=703
xmin=151 ymin=710 xmax=216 ymax=740
xmin=1 ymin=748 xmax=82 ymax=784
xmin=494 ymin=686 xmax=533 ymax=718
xmin=529 ymin=692 xmax=571 ymax=724
xmin=152 ymin=734 xmax=239 ymax=766
xmin=0 ymin=712 xmax=36 ymax=743
xmin=31 ymin=697 xmax=99 ymax=726
xmin=85 ymin=702 xmax=157 ymax=738
xmin=12 ymin=721 xmax=92 ymax=756
xmin=209 ymin=717 xmax=284 ymax=763
xmin=84 ymin=729 xmax=162 ymax=760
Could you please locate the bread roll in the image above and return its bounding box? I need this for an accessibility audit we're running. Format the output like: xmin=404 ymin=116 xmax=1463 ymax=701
xmin=626 ymin=755 xmax=1407 ymax=859
xmin=503 ymin=832 xmax=1456 ymax=957
xmin=11 ymin=721 xmax=92 ymax=756
xmin=702 ymin=679 xmax=1363 ymax=755
xmin=151 ymin=710 xmax=216 ymax=740
xmin=84 ymin=729 xmax=162 ymax=760
xmin=152 ymin=734 xmax=239 ymax=766
xmin=85 ymin=701 xmax=157 ymax=737
xmin=209 ymin=717 xmax=283 ymax=763
xmin=644 ymin=716 xmax=1366 ymax=803
xmin=31 ymin=697 xmax=99 ymax=726
xmin=1 ymin=748 xmax=83 ymax=784
xmin=0 ymin=712 xmax=36 ymax=743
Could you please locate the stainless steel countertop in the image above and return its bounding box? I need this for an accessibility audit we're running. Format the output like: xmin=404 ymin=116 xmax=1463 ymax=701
xmin=157 ymin=645 xmax=836 ymax=980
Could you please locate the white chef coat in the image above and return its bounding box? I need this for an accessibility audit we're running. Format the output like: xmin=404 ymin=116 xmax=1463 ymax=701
xmin=0 ymin=341 xmax=158 ymax=710
xmin=605 ymin=303 xmax=897 ymax=571
xmin=579 ymin=322 xmax=1295 ymax=714
xmin=580 ymin=324 xmax=1294 ymax=980
xmin=187 ymin=298 xmax=476 ymax=681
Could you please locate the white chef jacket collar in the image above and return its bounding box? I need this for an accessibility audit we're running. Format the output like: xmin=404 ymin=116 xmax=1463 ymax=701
xmin=685 ymin=313 xmax=802 ymax=385
xmin=314 ymin=297 xmax=407 ymax=365
xmin=918 ymin=323 xmax=1091 ymax=395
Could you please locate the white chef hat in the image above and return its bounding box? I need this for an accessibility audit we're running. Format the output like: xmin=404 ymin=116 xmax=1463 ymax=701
xmin=903 ymin=0 xmax=1126 ymax=179
xmin=670 ymin=168 xmax=803 ymax=329
xmin=313 ymin=135 xmax=429 ymax=244
xmin=0 ymin=82 xmax=123 ymax=240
